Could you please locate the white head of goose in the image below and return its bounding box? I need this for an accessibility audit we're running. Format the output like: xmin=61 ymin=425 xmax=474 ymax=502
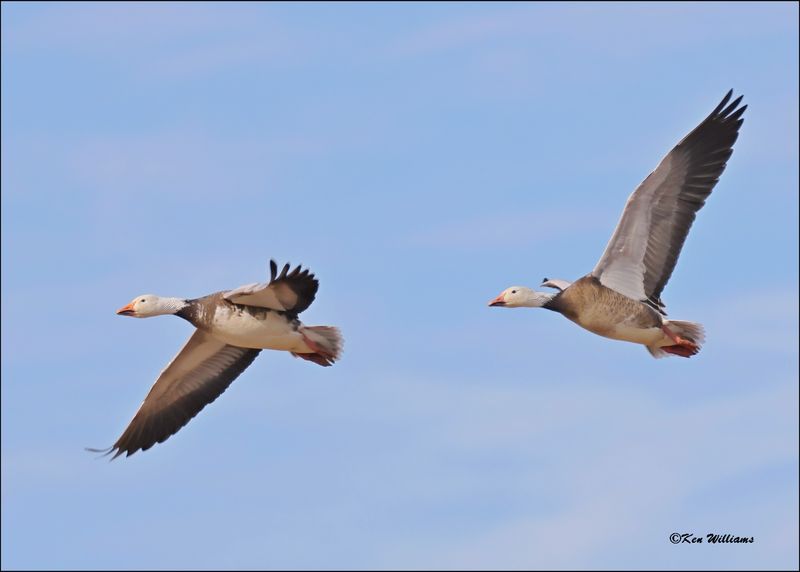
xmin=489 ymin=90 xmax=746 ymax=358
xmin=116 ymin=295 xmax=188 ymax=317
xmin=92 ymin=260 xmax=342 ymax=459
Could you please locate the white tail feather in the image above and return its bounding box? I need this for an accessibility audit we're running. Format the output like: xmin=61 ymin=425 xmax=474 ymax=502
xmin=667 ymin=320 xmax=706 ymax=345
xmin=300 ymin=326 xmax=343 ymax=362
xmin=646 ymin=345 xmax=671 ymax=359
xmin=646 ymin=320 xmax=705 ymax=359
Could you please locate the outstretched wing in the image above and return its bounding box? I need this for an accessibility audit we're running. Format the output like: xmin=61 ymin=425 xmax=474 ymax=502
xmin=106 ymin=330 xmax=260 ymax=459
xmin=592 ymin=90 xmax=746 ymax=311
xmin=224 ymin=260 xmax=319 ymax=315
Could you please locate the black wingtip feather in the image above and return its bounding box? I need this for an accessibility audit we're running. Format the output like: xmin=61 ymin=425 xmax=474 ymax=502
xmin=85 ymin=446 xmax=117 ymax=460
xmin=729 ymin=105 xmax=747 ymax=122
xmin=721 ymin=95 xmax=744 ymax=117
xmin=711 ymin=89 xmax=733 ymax=116
xmin=262 ymin=260 xmax=320 ymax=316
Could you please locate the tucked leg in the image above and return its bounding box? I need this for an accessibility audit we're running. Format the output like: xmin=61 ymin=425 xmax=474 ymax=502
xmin=661 ymin=325 xmax=699 ymax=357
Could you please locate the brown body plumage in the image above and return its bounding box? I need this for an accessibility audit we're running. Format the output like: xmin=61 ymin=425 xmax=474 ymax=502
xmin=546 ymin=276 xmax=663 ymax=341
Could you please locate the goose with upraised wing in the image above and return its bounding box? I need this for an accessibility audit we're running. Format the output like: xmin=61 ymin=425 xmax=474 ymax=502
xmin=489 ymin=91 xmax=746 ymax=358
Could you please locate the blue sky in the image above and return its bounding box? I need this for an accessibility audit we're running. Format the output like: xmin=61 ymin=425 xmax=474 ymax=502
xmin=1 ymin=2 xmax=797 ymax=570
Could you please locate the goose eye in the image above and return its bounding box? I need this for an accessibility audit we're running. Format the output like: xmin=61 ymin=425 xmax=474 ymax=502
xmin=511 ymin=290 xmax=517 ymax=294
xmin=141 ymin=299 xmax=146 ymax=303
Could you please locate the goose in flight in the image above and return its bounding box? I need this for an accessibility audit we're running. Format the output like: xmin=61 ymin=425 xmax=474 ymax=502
xmin=488 ymin=90 xmax=746 ymax=358
xmin=93 ymin=260 xmax=342 ymax=458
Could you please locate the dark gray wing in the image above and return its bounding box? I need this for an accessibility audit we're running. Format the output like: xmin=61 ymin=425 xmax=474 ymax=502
xmin=592 ymin=90 xmax=746 ymax=310
xmin=224 ymin=260 xmax=319 ymax=315
xmin=108 ymin=330 xmax=260 ymax=458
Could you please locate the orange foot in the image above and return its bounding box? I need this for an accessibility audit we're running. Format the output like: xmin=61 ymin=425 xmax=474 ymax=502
xmin=661 ymin=343 xmax=699 ymax=357
xmin=661 ymin=325 xmax=699 ymax=358
xmin=291 ymin=331 xmax=337 ymax=367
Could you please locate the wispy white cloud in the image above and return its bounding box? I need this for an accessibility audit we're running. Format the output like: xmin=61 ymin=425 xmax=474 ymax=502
xmin=386 ymin=3 xmax=799 ymax=108
xmin=699 ymin=285 xmax=799 ymax=356
xmin=5 ymin=127 xmax=335 ymax=204
xmin=358 ymin=376 xmax=799 ymax=569
xmin=403 ymin=208 xmax=610 ymax=249
xmin=3 ymin=3 xmax=305 ymax=81
xmin=391 ymin=9 xmax=524 ymax=58
xmin=390 ymin=3 xmax=795 ymax=60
